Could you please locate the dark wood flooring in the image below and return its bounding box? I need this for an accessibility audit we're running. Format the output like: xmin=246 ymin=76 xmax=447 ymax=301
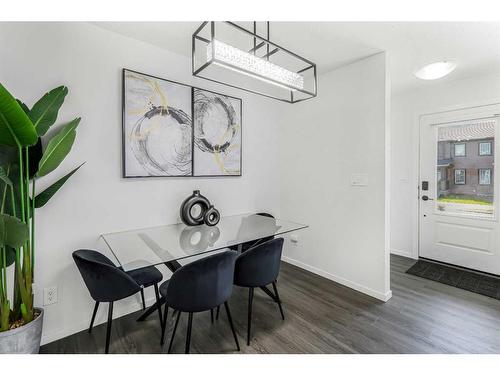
xmin=41 ymin=255 xmax=500 ymax=354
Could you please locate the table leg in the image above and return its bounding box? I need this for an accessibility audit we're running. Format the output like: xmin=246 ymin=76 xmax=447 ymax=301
xmin=136 ymin=260 xmax=182 ymax=322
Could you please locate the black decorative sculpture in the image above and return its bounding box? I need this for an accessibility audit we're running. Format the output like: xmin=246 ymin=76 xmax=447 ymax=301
xmin=180 ymin=190 xmax=220 ymax=226
xmin=204 ymin=205 xmax=221 ymax=226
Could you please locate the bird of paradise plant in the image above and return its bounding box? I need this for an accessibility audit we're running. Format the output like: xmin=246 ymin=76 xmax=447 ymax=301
xmin=0 ymin=83 xmax=83 ymax=332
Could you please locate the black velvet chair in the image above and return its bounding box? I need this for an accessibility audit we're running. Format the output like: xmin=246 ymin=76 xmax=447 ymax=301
xmin=127 ymin=266 xmax=163 ymax=310
xmin=159 ymin=250 xmax=240 ymax=354
xmin=229 ymin=212 xmax=275 ymax=252
xmin=73 ymin=249 xmax=163 ymax=354
xmin=233 ymin=237 xmax=285 ymax=345
xmin=216 ymin=212 xmax=276 ymax=321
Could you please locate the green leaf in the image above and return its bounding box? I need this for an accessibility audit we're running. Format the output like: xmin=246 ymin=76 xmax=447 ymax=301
xmin=0 ymin=83 xmax=38 ymax=147
xmin=16 ymin=99 xmax=30 ymax=115
xmin=0 ymin=144 xmax=17 ymax=167
xmin=28 ymin=138 xmax=43 ymax=179
xmin=37 ymin=118 xmax=80 ymax=177
xmin=0 ymin=246 xmax=15 ymax=268
xmin=0 ymin=299 xmax=10 ymax=332
xmin=35 ymin=163 xmax=84 ymax=208
xmin=29 ymin=86 xmax=68 ymax=136
xmin=20 ymin=302 xmax=28 ymax=323
xmin=0 ymin=167 xmax=12 ymax=187
xmin=0 ymin=214 xmax=29 ymax=248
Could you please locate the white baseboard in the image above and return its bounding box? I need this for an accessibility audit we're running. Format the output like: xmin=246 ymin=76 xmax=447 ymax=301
xmin=41 ymin=296 xmax=155 ymax=345
xmin=282 ymin=256 xmax=392 ymax=302
xmin=390 ymin=248 xmax=417 ymax=259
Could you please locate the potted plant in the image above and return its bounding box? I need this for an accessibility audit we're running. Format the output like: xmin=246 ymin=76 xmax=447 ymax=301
xmin=0 ymin=83 xmax=83 ymax=353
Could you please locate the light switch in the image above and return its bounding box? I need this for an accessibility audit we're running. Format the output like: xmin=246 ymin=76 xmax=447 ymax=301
xmin=351 ymin=173 xmax=368 ymax=187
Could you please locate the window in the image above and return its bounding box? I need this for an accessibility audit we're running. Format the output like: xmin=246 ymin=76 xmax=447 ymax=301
xmin=454 ymin=169 xmax=466 ymax=185
xmin=437 ymin=120 xmax=495 ymax=218
xmin=479 ymin=169 xmax=492 ymax=185
xmin=454 ymin=143 xmax=466 ymax=157
xmin=479 ymin=142 xmax=492 ymax=156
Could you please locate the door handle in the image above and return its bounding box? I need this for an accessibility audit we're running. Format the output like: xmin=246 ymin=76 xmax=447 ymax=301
xmin=422 ymin=195 xmax=434 ymax=201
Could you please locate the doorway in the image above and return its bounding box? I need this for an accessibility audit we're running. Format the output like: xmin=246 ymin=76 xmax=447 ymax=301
xmin=419 ymin=104 xmax=500 ymax=275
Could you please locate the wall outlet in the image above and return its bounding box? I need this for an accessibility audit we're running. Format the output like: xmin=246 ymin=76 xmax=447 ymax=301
xmin=44 ymin=286 xmax=58 ymax=306
xmin=290 ymin=234 xmax=299 ymax=244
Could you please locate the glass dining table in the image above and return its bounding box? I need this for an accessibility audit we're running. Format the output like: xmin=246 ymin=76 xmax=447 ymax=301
xmin=100 ymin=213 xmax=308 ymax=321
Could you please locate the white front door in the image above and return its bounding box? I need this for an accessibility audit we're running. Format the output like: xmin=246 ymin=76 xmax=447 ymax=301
xmin=419 ymin=104 xmax=500 ymax=274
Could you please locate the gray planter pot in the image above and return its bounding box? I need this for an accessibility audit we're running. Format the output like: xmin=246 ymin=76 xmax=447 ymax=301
xmin=0 ymin=308 xmax=43 ymax=354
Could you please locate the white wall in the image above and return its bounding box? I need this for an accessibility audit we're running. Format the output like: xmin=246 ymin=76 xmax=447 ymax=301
xmin=391 ymin=72 xmax=500 ymax=258
xmin=0 ymin=22 xmax=287 ymax=344
xmin=0 ymin=22 xmax=392 ymax=345
xmin=279 ymin=53 xmax=392 ymax=301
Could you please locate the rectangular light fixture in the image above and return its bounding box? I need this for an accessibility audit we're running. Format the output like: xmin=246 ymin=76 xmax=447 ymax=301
xmin=192 ymin=22 xmax=317 ymax=103
xmin=207 ymin=39 xmax=304 ymax=91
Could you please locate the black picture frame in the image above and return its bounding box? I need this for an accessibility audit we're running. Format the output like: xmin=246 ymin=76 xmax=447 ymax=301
xmin=122 ymin=68 xmax=194 ymax=178
xmin=122 ymin=68 xmax=242 ymax=178
xmin=192 ymin=86 xmax=243 ymax=177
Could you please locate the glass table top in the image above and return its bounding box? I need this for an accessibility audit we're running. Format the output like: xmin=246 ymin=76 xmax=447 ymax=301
xmin=100 ymin=213 xmax=308 ymax=271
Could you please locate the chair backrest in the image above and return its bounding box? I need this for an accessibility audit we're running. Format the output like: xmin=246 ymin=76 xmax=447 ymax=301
xmin=255 ymin=212 xmax=275 ymax=244
xmin=73 ymin=249 xmax=140 ymax=302
xmin=235 ymin=212 xmax=276 ymax=252
xmin=166 ymin=250 xmax=237 ymax=312
xmin=256 ymin=212 xmax=274 ymax=218
xmin=234 ymin=237 xmax=284 ymax=287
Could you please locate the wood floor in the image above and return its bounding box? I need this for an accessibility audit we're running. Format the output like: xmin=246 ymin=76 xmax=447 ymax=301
xmin=41 ymin=255 xmax=500 ymax=354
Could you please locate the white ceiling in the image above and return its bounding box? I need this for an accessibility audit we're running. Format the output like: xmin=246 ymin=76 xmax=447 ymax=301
xmin=93 ymin=22 xmax=500 ymax=93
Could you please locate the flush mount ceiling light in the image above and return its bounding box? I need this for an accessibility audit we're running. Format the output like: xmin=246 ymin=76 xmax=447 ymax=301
xmin=192 ymin=22 xmax=317 ymax=103
xmin=414 ymin=60 xmax=457 ymax=80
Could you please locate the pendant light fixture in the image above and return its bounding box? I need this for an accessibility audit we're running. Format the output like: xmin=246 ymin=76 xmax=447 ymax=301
xmin=192 ymin=22 xmax=317 ymax=103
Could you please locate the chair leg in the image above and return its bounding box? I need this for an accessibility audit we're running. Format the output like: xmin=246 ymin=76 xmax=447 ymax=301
xmin=105 ymin=302 xmax=113 ymax=354
xmin=140 ymin=288 xmax=146 ymax=310
xmin=168 ymin=311 xmax=181 ymax=353
xmin=210 ymin=309 xmax=214 ymax=323
xmin=88 ymin=301 xmax=99 ymax=333
xmin=216 ymin=305 xmax=220 ymax=320
xmin=153 ymin=283 xmax=163 ymax=326
xmin=185 ymin=312 xmax=193 ymax=354
xmin=160 ymin=305 xmax=169 ymax=345
xmin=224 ymin=302 xmax=240 ymax=351
xmin=247 ymin=287 xmax=254 ymax=346
xmin=272 ymin=281 xmax=285 ymax=320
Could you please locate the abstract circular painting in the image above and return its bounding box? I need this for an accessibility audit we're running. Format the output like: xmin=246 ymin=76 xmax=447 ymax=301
xmin=193 ymin=88 xmax=242 ymax=176
xmin=123 ymin=70 xmax=192 ymax=177
xmin=122 ymin=70 xmax=242 ymax=178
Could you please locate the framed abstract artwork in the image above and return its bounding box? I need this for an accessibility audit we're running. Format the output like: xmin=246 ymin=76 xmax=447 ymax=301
xmin=193 ymin=88 xmax=242 ymax=176
xmin=122 ymin=69 xmax=242 ymax=178
xmin=122 ymin=69 xmax=193 ymax=177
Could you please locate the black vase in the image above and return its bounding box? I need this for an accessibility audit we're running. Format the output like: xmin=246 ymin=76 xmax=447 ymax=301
xmin=180 ymin=190 xmax=211 ymax=226
xmin=203 ymin=205 xmax=220 ymax=226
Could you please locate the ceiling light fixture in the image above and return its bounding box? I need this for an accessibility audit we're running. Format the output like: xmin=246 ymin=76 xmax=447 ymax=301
xmin=414 ymin=60 xmax=457 ymax=80
xmin=192 ymin=22 xmax=317 ymax=103
xmin=207 ymin=40 xmax=305 ymax=91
